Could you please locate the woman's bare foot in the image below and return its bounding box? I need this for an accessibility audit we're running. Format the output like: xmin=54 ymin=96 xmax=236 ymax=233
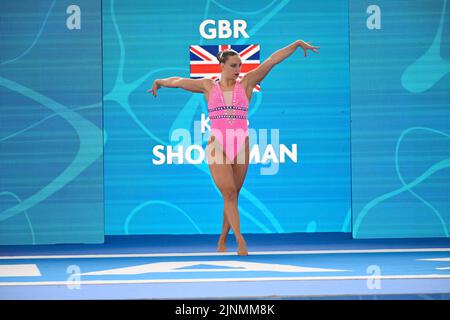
xmin=237 ymin=238 xmax=248 ymax=256
xmin=217 ymin=236 xmax=227 ymax=253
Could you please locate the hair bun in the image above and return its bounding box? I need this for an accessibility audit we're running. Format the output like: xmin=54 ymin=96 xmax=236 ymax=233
xmin=216 ymin=49 xmax=238 ymax=63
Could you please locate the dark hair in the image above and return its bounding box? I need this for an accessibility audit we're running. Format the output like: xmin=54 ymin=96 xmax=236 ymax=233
xmin=216 ymin=49 xmax=239 ymax=64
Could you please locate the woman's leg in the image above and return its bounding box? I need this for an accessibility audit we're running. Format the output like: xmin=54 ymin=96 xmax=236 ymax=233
xmin=217 ymin=137 xmax=250 ymax=252
xmin=207 ymin=137 xmax=248 ymax=255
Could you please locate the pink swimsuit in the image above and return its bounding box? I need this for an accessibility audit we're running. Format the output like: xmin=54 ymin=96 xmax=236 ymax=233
xmin=208 ymin=79 xmax=249 ymax=163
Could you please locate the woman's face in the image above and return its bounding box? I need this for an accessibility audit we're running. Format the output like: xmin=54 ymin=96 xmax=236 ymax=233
xmin=221 ymin=55 xmax=242 ymax=80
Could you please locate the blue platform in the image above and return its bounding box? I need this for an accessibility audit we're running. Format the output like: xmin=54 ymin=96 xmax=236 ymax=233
xmin=1 ymin=233 xmax=450 ymax=300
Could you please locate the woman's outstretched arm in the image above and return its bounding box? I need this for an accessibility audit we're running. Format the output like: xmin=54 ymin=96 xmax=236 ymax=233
xmin=148 ymin=77 xmax=211 ymax=97
xmin=243 ymin=40 xmax=320 ymax=88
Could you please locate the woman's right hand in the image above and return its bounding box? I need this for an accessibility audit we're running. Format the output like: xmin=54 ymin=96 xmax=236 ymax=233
xmin=147 ymin=79 xmax=161 ymax=97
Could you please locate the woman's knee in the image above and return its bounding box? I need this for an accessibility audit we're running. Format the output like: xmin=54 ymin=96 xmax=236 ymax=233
xmin=221 ymin=186 xmax=238 ymax=202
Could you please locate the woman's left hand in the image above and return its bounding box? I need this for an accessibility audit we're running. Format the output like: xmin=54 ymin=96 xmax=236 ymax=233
xmin=298 ymin=40 xmax=320 ymax=57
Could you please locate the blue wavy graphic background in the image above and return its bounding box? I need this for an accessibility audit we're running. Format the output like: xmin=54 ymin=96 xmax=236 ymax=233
xmin=102 ymin=0 xmax=351 ymax=235
xmin=350 ymin=0 xmax=450 ymax=238
xmin=0 ymin=0 xmax=104 ymax=245
xmin=1 ymin=0 xmax=447 ymax=244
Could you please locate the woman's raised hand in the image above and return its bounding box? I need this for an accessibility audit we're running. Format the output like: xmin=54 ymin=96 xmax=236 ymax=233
xmin=147 ymin=79 xmax=161 ymax=97
xmin=299 ymin=40 xmax=320 ymax=57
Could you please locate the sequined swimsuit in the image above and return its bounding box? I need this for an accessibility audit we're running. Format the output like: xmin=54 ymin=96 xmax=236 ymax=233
xmin=207 ymin=79 xmax=249 ymax=162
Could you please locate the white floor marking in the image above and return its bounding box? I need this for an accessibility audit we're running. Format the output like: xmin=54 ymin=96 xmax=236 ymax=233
xmin=80 ymin=260 xmax=349 ymax=276
xmin=0 ymin=264 xmax=41 ymax=277
xmin=418 ymin=257 xmax=450 ymax=261
xmin=1 ymin=274 xmax=450 ymax=286
xmin=1 ymin=248 xmax=450 ymax=260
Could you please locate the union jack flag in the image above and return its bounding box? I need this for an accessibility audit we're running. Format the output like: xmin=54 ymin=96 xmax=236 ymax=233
xmin=190 ymin=44 xmax=261 ymax=91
